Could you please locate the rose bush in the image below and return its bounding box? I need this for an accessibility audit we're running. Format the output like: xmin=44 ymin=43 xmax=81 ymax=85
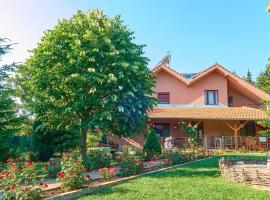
xmin=57 ymin=151 xmax=91 ymax=191
xmin=83 ymin=148 xmax=111 ymax=171
xmin=0 ymin=159 xmax=46 ymax=200
xmin=98 ymin=167 xmax=117 ymax=181
xmin=47 ymin=160 xmax=61 ymax=178
xmin=118 ymin=157 xmax=142 ymax=176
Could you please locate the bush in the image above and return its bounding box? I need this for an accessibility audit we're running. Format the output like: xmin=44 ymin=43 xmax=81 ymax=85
xmin=118 ymin=157 xmax=142 ymax=176
xmin=83 ymin=148 xmax=111 ymax=171
xmin=47 ymin=159 xmax=61 ymax=178
xmin=0 ymin=159 xmax=47 ymax=200
xmin=87 ymin=131 xmax=103 ymax=147
xmin=19 ymin=151 xmax=38 ymax=162
xmin=98 ymin=167 xmax=117 ymax=181
xmin=31 ymin=121 xmax=54 ymax=161
xmin=143 ymin=130 xmax=161 ymax=160
xmin=57 ymin=151 xmax=90 ymax=191
xmin=0 ymin=134 xmax=9 ymax=162
xmin=170 ymin=152 xmax=184 ymax=165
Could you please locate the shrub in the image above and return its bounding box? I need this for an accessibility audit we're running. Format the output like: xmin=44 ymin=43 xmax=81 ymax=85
xmin=98 ymin=167 xmax=117 ymax=181
xmin=143 ymin=130 xmax=161 ymax=160
xmin=0 ymin=134 xmax=9 ymax=162
xmin=47 ymin=159 xmax=61 ymax=178
xmin=0 ymin=159 xmax=47 ymax=200
xmin=31 ymin=121 xmax=54 ymax=161
xmin=87 ymin=131 xmax=103 ymax=147
xmin=19 ymin=151 xmax=38 ymax=162
xmin=118 ymin=157 xmax=142 ymax=176
xmin=57 ymin=151 xmax=90 ymax=191
xmin=170 ymin=152 xmax=184 ymax=165
xmin=83 ymin=148 xmax=111 ymax=171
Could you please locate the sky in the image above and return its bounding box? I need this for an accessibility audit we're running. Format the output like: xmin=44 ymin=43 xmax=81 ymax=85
xmin=0 ymin=0 xmax=270 ymax=80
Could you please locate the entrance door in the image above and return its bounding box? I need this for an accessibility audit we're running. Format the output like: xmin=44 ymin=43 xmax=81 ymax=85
xmin=153 ymin=123 xmax=170 ymax=137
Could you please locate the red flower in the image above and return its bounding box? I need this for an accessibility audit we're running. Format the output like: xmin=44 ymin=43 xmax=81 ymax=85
xmin=45 ymin=184 xmax=48 ymax=188
xmin=86 ymin=174 xmax=91 ymax=179
xmin=57 ymin=172 xmax=65 ymax=178
xmin=18 ymin=166 xmax=24 ymax=171
xmin=24 ymin=161 xmax=33 ymax=166
xmin=23 ymin=188 xmax=29 ymax=193
xmin=69 ymin=171 xmax=75 ymax=176
xmin=10 ymin=185 xmax=16 ymax=190
xmin=0 ymin=176 xmax=2 ymax=179
xmin=84 ymin=167 xmax=88 ymax=172
xmin=39 ymin=182 xmax=44 ymax=186
xmin=109 ymin=168 xmax=117 ymax=174
xmin=7 ymin=159 xmax=13 ymax=163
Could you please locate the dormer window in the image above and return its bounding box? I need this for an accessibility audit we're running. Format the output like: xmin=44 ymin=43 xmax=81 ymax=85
xmin=157 ymin=92 xmax=170 ymax=104
xmin=205 ymin=90 xmax=218 ymax=105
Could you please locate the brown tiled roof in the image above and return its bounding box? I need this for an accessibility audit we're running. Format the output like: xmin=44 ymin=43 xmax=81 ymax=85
xmin=148 ymin=106 xmax=269 ymax=121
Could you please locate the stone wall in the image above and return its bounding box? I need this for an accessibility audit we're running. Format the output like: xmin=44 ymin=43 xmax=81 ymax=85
xmin=219 ymin=158 xmax=270 ymax=187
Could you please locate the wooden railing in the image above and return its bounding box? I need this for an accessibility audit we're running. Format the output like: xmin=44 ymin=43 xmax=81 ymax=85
xmin=159 ymin=136 xmax=269 ymax=150
xmin=207 ymin=136 xmax=269 ymax=150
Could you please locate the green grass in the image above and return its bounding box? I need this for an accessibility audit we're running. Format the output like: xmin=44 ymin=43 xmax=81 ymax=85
xmin=78 ymin=155 xmax=270 ymax=200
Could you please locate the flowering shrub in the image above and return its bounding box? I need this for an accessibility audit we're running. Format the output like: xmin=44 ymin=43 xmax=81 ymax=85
xmin=47 ymin=160 xmax=61 ymax=178
xmin=0 ymin=159 xmax=46 ymax=200
xmin=83 ymin=148 xmax=111 ymax=171
xmin=118 ymin=157 xmax=142 ymax=176
xmin=57 ymin=151 xmax=91 ymax=191
xmin=98 ymin=167 xmax=117 ymax=181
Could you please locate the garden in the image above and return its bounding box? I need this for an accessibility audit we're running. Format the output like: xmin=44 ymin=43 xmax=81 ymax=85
xmin=0 ymin=128 xmax=213 ymax=200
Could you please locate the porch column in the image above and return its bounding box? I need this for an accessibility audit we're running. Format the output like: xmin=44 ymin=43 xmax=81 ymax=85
xmin=224 ymin=121 xmax=248 ymax=150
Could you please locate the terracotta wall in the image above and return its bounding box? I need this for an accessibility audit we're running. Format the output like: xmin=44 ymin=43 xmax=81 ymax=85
xmin=154 ymin=70 xmax=228 ymax=105
xmin=227 ymin=88 xmax=256 ymax=107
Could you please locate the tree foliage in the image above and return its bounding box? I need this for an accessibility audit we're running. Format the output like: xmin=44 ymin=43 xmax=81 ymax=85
xmin=16 ymin=9 xmax=156 ymax=155
xmin=31 ymin=120 xmax=80 ymax=161
xmin=243 ymin=69 xmax=254 ymax=84
xmin=0 ymin=38 xmax=21 ymax=161
xmin=256 ymin=64 xmax=270 ymax=93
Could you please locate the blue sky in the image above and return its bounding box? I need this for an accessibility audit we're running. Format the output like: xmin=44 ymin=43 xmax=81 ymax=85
xmin=0 ymin=0 xmax=270 ymax=79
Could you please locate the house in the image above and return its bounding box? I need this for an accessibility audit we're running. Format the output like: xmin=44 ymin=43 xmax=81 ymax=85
xmin=110 ymin=55 xmax=270 ymax=149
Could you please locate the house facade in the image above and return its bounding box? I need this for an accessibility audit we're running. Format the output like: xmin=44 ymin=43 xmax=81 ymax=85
xmin=110 ymin=55 xmax=270 ymax=149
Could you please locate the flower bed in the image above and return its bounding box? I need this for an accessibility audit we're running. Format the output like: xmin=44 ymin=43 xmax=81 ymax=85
xmin=0 ymin=146 xmax=212 ymax=199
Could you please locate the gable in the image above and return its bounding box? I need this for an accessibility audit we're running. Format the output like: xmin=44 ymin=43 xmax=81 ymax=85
xmin=153 ymin=61 xmax=270 ymax=102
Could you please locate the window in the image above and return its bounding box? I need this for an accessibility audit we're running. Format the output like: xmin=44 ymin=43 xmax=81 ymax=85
xmin=153 ymin=123 xmax=170 ymax=137
xmin=228 ymin=96 xmax=233 ymax=107
xmin=157 ymin=92 xmax=170 ymax=104
xmin=204 ymin=90 xmax=218 ymax=105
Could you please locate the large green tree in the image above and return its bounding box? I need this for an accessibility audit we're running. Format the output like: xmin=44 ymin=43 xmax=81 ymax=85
xmin=16 ymin=10 xmax=156 ymax=155
xmin=256 ymin=64 xmax=270 ymax=93
xmin=0 ymin=38 xmax=20 ymax=161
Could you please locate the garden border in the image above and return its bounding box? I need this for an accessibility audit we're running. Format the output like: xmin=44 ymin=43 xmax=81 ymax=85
xmin=43 ymin=157 xmax=212 ymax=200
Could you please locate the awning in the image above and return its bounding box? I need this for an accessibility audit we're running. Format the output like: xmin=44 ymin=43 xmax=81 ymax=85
xmin=148 ymin=106 xmax=269 ymax=121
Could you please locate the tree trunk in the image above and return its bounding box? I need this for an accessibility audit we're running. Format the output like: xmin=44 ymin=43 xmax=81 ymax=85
xmin=80 ymin=127 xmax=88 ymax=157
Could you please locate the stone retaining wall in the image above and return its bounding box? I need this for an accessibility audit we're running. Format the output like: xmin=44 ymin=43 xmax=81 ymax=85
xmin=219 ymin=158 xmax=270 ymax=187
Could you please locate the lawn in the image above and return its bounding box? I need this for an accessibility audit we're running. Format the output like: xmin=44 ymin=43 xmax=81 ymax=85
xmin=78 ymin=155 xmax=270 ymax=200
